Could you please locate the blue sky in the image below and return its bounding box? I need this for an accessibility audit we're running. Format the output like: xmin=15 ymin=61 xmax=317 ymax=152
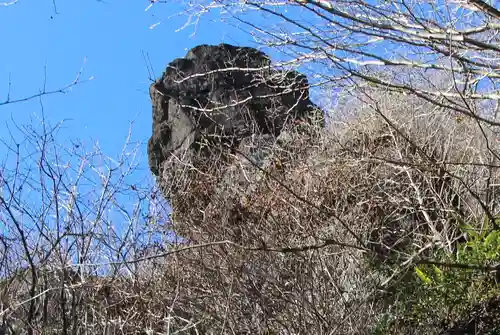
xmin=0 ymin=1 xmax=272 ymax=253
xmin=0 ymin=1 xmax=344 ymax=248
xmin=0 ymin=1 xmax=262 ymax=169
xmin=1 ymin=1 xmax=490 ymax=180
xmin=0 ymin=1 xmax=338 ymax=193
xmin=0 ymin=1 xmax=343 ymax=164
xmin=1 ymin=1 xmax=328 ymax=256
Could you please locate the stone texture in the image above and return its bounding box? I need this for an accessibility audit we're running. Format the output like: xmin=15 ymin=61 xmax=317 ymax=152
xmin=440 ymin=295 xmax=500 ymax=334
xmin=147 ymin=43 xmax=323 ymax=178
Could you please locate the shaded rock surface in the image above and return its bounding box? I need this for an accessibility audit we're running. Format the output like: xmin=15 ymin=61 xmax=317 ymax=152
xmin=147 ymin=43 xmax=323 ymax=178
xmin=440 ymin=295 xmax=500 ymax=334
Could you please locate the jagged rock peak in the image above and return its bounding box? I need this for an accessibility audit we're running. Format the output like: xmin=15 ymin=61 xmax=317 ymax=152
xmin=148 ymin=43 xmax=323 ymax=177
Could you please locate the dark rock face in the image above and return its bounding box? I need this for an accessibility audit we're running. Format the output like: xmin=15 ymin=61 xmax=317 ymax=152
xmin=440 ymin=295 xmax=500 ymax=334
xmin=148 ymin=43 xmax=323 ymax=177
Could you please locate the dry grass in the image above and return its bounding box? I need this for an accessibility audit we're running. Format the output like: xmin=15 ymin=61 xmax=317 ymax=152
xmin=139 ymin=88 xmax=500 ymax=333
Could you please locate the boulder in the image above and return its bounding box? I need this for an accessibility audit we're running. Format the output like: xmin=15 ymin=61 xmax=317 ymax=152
xmin=147 ymin=43 xmax=323 ymax=177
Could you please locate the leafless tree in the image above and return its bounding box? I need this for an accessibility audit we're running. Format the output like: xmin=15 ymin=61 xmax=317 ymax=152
xmin=151 ymin=0 xmax=498 ymax=121
xmin=0 ymin=61 xmax=90 ymax=109
xmin=0 ymin=109 xmax=174 ymax=333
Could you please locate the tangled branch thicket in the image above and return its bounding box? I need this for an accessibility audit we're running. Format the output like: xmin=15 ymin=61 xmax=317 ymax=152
xmin=2 ymin=83 xmax=500 ymax=333
xmin=155 ymin=86 xmax=500 ymax=333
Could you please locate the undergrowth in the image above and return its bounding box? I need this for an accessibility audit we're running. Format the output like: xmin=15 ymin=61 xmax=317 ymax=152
xmin=371 ymin=216 xmax=500 ymax=334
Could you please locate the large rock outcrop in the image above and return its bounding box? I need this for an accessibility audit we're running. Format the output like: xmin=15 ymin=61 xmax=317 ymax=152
xmin=147 ymin=43 xmax=323 ymax=178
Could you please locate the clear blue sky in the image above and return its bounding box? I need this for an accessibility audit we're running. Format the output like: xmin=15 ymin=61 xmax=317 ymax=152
xmin=0 ymin=1 xmax=285 ymax=264
xmin=0 ymin=1 xmax=329 ymax=251
xmin=0 ymin=1 xmax=334 ymax=168
xmin=0 ymin=1 xmax=264 ymax=173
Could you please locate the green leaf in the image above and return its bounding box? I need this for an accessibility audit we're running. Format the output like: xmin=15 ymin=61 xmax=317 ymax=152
xmin=432 ymin=265 xmax=443 ymax=281
xmin=484 ymin=231 xmax=498 ymax=249
xmin=458 ymin=220 xmax=479 ymax=240
xmin=483 ymin=215 xmax=491 ymax=231
xmin=415 ymin=266 xmax=433 ymax=285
